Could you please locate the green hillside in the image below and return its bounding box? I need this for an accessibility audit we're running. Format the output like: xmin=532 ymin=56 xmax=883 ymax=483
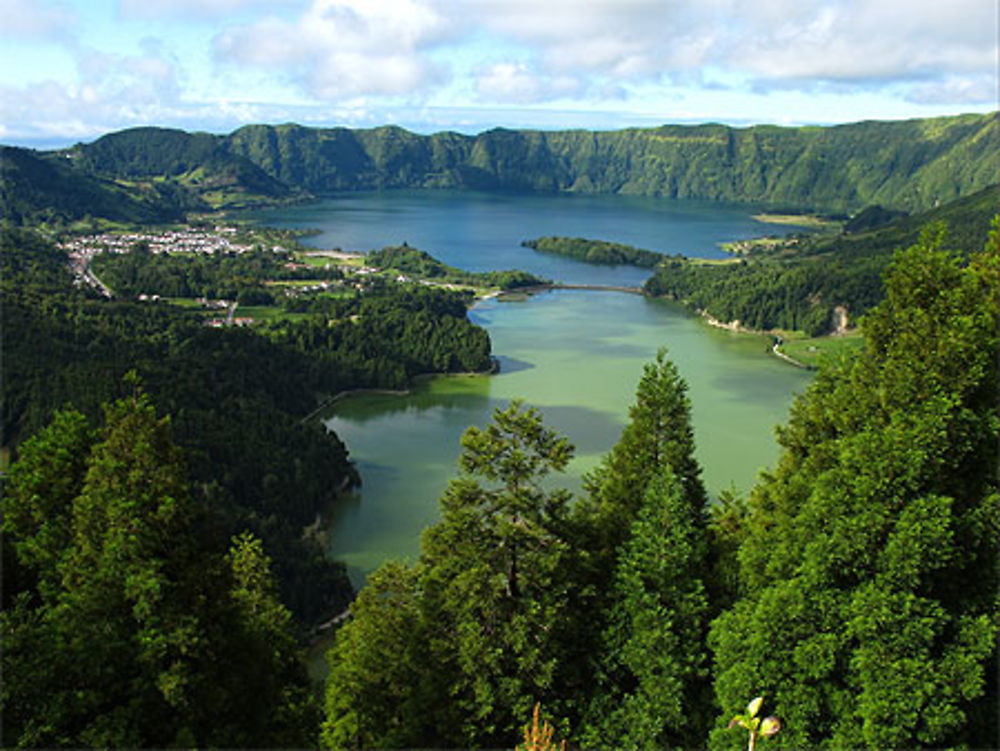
xmin=223 ymin=113 xmax=998 ymax=212
xmin=62 ymin=126 xmax=299 ymax=209
xmin=0 ymin=146 xmax=184 ymax=226
xmin=644 ymin=183 xmax=998 ymax=334
xmin=5 ymin=113 xmax=996 ymax=222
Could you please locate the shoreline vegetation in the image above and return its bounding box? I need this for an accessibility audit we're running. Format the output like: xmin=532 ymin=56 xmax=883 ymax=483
xmin=520 ymin=234 xmax=868 ymax=367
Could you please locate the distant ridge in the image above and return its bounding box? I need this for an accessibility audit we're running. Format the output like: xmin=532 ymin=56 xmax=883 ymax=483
xmin=5 ymin=112 xmax=998 ymax=223
xmin=222 ymin=114 xmax=998 ymax=211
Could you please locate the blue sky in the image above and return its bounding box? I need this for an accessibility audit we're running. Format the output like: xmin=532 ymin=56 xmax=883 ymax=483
xmin=1 ymin=0 xmax=996 ymax=147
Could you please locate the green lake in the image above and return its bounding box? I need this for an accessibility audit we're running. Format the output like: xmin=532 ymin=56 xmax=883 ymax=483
xmin=256 ymin=192 xmax=816 ymax=587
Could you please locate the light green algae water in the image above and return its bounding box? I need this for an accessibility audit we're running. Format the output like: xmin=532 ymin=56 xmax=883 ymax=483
xmin=324 ymin=290 xmax=810 ymax=586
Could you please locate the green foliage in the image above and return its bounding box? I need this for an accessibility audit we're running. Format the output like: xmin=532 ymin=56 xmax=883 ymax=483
xmin=1 ymin=390 xmax=318 ymax=747
xmin=0 ymin=146 xmax=184 ymax=226
xmin=418 ymin=401 xmax=575 ymax=746
xmin=582 ymin=348 xmax=707 ymax=552
xmin=644 ymin=185 xmax=997 ymax=334
xmin=321 ymin=562 xmax=424 ymax=750
xmin=3 ymin=229 xmax=497 ymax=625
xmin=9 ymin=113 xmax=996 ymax=226
xmin=65 ymin=126 xmax=297 ymax=209
xmin=2 ymin=410 xmax=95 ymax=599
xmin=225 ymin=113 xmax=997 ymax=212
xmin=322 ymin=401 xmax=578 ymax=749
xmin=316 ymin=225 xmax=995 ymax=751
xmin=269 ymin=283 xmax=494 ymax=387
xmin=566 ymin=350 xmax=714 ymax=749
xmin=92 ymin=244 xmax=319 ymax=299
xmin=1 ymin=230 xmax=358 ymax=622
xmin=708 ymin=226 xmax=999 ymax=749
xmin=580 ymin=469 xmax=713 ymax=750
xmin=523 ymin=236 xmax=666 ymax=267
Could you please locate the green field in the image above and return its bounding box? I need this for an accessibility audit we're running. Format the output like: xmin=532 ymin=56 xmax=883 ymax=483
xmin=777 ymin=330 xmax=865 ymax=367
xmin=163 ymin=297 xmax=211 ymax=309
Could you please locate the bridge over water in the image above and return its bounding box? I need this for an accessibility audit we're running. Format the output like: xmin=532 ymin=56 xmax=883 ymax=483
xmin=520 ymin=283 xmax=646 ymax=295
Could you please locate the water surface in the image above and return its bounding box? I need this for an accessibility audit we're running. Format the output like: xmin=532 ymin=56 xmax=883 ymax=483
xmin=325 ymin=291 xmax=810 ymax=586
xmin=258 ymin=190 xmax=802 ymax=286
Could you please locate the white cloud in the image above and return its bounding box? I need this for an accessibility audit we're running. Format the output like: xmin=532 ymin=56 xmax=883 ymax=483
xmin=906 ymin=75 xmax=998 ymax=106
xmin=474 ymin=62 xmax=544 ymax=104
xmin=2 ymin=0 xmax=995 ymax=144
xmin=202 ymin=0 xmax=995 ymax=111
xmin=0 ymin=0 xmax=76 ymax=37
xmin=452 ymin=0 xmax=997 ymax=99
xmin=214 ymin=0 xmax=452 ymax=99
xmin=0 ymin=38 xmax=190 ymax=142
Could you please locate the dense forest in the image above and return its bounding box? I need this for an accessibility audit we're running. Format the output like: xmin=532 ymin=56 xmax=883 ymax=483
xmin=0 ymin=146 xmax=188 ymax=226
xmin=3 ymin=112 xmax=999 ymax=748
xmin=522 ymin=236 xmax=666 ymax=268
xmin=2 ymin=112 xmax=997 ymax=225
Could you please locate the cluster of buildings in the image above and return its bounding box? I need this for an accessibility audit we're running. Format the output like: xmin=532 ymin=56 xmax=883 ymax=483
xmin=59 ymin=226 xmax=284 ymax=298
xmin=59 ymin=226 xmax=262 ymax=259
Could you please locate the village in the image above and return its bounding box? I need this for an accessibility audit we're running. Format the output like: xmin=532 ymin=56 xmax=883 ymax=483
xmin=57 ymin=226 xmax=435 ymax=326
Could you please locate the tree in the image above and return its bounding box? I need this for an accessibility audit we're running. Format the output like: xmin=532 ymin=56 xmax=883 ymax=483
xmin=2 ymin=387 xmax=207 ymax=746
xmin=212 ymin=532 xmax=320 ymax=748
xmin=580 ymin=468 xmax=713 ymax=750
xmin=417 ymin=400 xmax=576 ymax=748
xmin=580 ymin=348 xmax=706 ymax=555
xmin=557 ymin=349 xmax=711 ymax=738
xmin=708 ymin=225 xmax=999 ymax=749
xmin=321 ymin=561 xmax=424 ymax=750
xmin=1 ymin=409 xmax=95 ymax=601
xmin=322 ymin=401 xmax=578 ymax=749
xmin=1 ymin=386 xmax=319 ymax=748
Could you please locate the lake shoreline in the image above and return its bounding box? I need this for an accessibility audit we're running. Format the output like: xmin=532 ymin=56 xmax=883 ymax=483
xmin=303 ymin=361 xmax=501 ymax=422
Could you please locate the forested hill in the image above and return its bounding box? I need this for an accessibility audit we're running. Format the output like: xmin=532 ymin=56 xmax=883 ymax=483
xmin=223 ymin=115 xmax=997 ymax=211
xmin=0 ymin=146 xmax=186 ymax=225
xmin=18 ymin=111 xmax=996 ymax=218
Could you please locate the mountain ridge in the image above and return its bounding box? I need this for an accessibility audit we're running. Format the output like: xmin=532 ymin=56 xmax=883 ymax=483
xmin=4 ymin=112 xmax=997 ymax=223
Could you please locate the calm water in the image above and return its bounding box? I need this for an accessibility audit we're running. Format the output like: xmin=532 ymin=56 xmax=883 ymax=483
xmin=258 ymin=190 xmax=796 ymax=287
xmin=256 ymin=192 xmax=815 ymax=586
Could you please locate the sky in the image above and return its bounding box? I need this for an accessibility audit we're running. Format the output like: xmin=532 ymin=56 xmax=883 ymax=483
xmin=1 ymin=0 xmax=997 ymax=147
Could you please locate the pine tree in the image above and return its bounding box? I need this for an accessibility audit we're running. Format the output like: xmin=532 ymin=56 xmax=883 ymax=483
xmin=560 ymin=348 xmax=712 ymax=743
xmin=582 ymin=348 xmax=706 ymax=553
xmin=321 ymin=561 xmax=424 ymax=750
xmin=418 ymin=400 xmax=576 ymax=747
xmin=709 ymin=226 xmax=999 ymax=749
xmin=581 ymin=468 xmax=713 ymax=750
xmin=1 ymin=384 xmax=318 ymax=748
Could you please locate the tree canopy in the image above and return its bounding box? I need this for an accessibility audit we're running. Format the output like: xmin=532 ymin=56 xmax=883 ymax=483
xmin=1 ymin=387 xmax=318 ymax=747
